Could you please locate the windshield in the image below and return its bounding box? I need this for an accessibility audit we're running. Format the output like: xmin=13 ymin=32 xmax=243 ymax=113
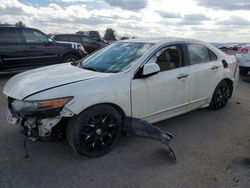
xmin=81 ymin=42 xmax=153 ymax=73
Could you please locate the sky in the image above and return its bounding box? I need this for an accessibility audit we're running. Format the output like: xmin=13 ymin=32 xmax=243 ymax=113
xmin=1 ymin=0 xmax=250 ymax=42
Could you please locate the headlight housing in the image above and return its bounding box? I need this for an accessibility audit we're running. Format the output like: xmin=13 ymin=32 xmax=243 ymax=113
xmin=11 ymin=97 xmax=73 ymax=117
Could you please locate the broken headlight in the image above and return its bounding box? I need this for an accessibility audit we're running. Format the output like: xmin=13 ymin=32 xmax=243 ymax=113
xmin=11 ymin=97 xmax=73 ymax=117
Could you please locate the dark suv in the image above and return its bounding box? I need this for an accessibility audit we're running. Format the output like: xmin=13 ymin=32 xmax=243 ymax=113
xmin=0 ymin=26 xmax=87 ymax=72
xmin=52 ymin=34 xmax=105 ymax=54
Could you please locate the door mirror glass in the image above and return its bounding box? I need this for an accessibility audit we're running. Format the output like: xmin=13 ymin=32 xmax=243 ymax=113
xmin=142 ymin=63 xmax=160 ymax=76
xmin=48 ymin=38 xmax=54 ymax=43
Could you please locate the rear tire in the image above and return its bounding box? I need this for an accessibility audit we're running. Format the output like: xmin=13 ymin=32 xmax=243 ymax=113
xmin=64 ymin=54 xmax=78 ymax=62
xmin=239 ymin=68 xmax=249 ymax=75
xmin=67 ymin=104 xmax=122 ymax=157
xmin=209 ymin=80 xmax=230 ymax=110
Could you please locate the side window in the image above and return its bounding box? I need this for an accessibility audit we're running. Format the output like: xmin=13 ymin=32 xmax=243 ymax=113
xmin=82 ymin=37 xmax=93 ymax=43
xmin=68 ymin=36 xmax=81 ymax=43
xmin=0 ymin=28 xmax=22 ymax=44
xmin=209 ymin=50 xmax=217 ymax=61
xmin=187 ymin=44 xmax=210 ymax=64
xmin=154 ymin=45 xmax=183 ymax=72
xmin=54 ymin=35 xmax=67 ymax=41
xmin=23 ymin=29 xmax=48 ymax=43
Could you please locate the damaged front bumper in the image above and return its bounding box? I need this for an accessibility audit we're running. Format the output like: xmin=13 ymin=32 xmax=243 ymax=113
xmin=6 ymin=97 xmax=75 ymax=140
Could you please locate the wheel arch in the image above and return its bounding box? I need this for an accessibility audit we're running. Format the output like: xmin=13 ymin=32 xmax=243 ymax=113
xmin=79 ymin=103 xmax=127 ymax=121
xmin=220 ymin=78 xmax=234 ymax=98
xmin=62 ymin=50 xmax=81 ymax=59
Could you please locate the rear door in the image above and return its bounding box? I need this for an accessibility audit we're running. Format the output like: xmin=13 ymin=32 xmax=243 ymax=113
xmin=22 ymin=28 xmax=60 ymax=66
xmin=186 ymin=43 xmax=221 ymax=109
xmin=0 ymin=27 xmax=27 ymax=69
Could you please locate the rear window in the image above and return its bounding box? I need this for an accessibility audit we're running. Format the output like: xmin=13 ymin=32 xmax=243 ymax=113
xmin=0 ymin=28 xmax=22 ymax=44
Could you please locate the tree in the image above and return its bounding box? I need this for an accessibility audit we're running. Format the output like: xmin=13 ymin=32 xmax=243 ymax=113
xmin=15 ymin=21 xmax=25 ymax=27
xmin=103 ymin=28 xmax=117 ymax=41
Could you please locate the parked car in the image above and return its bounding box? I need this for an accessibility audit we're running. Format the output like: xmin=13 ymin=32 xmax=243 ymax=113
xmin=0 ymin=26 xmax=87 ymax=72
xmin=52 ymin=34 xmax=105 ymax=54
xmin=77 ymin=31 xmax=108 ymax=45
xmin=236 ymin=45 xmax=250 ymax=75
xmin=3 ymin=38 xmax=238 ymax=157
xmin=79 ymin=31 xmax=101 ymax=41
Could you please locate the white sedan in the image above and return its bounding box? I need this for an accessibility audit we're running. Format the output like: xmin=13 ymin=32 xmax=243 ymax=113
xmin=3 ymin=38 xmax=239 ymax=157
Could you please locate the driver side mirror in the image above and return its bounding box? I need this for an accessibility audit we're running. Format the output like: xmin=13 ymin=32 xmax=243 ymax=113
xmin=48 ymin=38 xmax=54 ymax=44
xmin=43 ymin=38 xmax=54 ymax=46
xmin=142 ymin=63 xmax=160 ymax=77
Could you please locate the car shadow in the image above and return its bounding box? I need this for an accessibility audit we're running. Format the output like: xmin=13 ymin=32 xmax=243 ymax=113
xmin=240 ymin=74 xmax=250 ymax=83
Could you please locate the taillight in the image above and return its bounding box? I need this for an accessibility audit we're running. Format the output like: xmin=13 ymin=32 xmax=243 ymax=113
xmin=237 ymin=48 xmax=249 ymax=54
xmin=242 ymin=48 xmax=249 ymax=54
xmin=237 ymin=48 xmax=243 ymax=53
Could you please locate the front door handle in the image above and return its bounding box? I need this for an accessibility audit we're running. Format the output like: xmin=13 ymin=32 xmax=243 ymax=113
xmin=211 ymin=65 xmax=219 ymax=70
xmin=177 ymin=73 xmax=189 ymax=79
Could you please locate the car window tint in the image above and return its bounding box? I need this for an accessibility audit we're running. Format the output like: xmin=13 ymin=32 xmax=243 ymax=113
xmin=0 ymin=28 xmax=21 ymax=43
xmin=23 ymin=29 xmax=48 ymax=43
xmin=187 ymin=44 xmax=210 ymax=64
xmin=68 ymin=36 xmax=81 ymax=43
xmin=155 ymin=45 xmax=182 ymax=72
xmin=209 ymin=50 xmax=217 ymax=61
xmin=82 ymin=37 xmax=93 ymax=43
xmin=54 ymin=35 xmax=68 ymax=41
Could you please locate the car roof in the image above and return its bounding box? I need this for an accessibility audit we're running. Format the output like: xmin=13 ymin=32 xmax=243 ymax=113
xmin=54 ymin=34 xmax=90 ymax=37
xmin=0 ymin=25 xmax=37 ymax=29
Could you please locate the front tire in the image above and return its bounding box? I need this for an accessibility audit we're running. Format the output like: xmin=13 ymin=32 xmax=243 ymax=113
xmin=67 ymin=105 xmax=122 ymax=157
xmin=209 ymin=80 xmax=230 ymax=110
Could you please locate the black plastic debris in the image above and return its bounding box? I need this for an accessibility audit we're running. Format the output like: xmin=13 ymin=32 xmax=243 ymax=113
xmin=124 ymin=117 xmax=176 ymax=162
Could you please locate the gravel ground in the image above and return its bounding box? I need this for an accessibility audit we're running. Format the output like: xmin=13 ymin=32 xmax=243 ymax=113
xmin=0 ymin=73 xmax=249 ymax=188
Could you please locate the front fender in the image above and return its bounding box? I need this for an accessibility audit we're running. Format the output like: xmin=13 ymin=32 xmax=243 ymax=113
xmin=25 ymin=73 xmax=132 ymax=117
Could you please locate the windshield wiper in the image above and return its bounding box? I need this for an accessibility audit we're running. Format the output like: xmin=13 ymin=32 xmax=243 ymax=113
xmin=83 ymin=66 xmax=99 ymax=72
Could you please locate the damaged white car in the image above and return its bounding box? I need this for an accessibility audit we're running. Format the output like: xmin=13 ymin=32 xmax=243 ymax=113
xmin=3 ymin=38 xmax=239 ymax=157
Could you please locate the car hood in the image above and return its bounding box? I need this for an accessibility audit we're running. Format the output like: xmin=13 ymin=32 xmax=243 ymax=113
xmin=3 ymin=63 xmax=111 ymax=100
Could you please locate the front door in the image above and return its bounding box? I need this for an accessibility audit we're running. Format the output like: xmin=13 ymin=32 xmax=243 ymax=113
xmin=22 ymin=28 xmax=60 ymax=67
xmin=131 ymin=44 xmax=190 ymax=123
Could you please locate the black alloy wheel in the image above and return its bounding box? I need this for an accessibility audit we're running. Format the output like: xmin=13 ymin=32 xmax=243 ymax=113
xmin=210 ymin=81 xmax=230 ymax=109
xmin=67 ymin=105 xmax=122 ymax=157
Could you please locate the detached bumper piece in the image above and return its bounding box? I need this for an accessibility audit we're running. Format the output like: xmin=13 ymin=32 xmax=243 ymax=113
xmin=125 ymin=117 xmax=176 ymax=162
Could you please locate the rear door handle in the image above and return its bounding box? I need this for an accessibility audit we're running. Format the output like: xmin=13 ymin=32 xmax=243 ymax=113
xmin=211 ymin=65 xmax=219 ymax=70
xmin=177 ymin=73 xmax=189 ymax=79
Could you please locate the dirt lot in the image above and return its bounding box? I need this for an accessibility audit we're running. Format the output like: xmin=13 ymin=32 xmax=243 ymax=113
xmin=0 ymin=74 xmax=249 ymax=188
